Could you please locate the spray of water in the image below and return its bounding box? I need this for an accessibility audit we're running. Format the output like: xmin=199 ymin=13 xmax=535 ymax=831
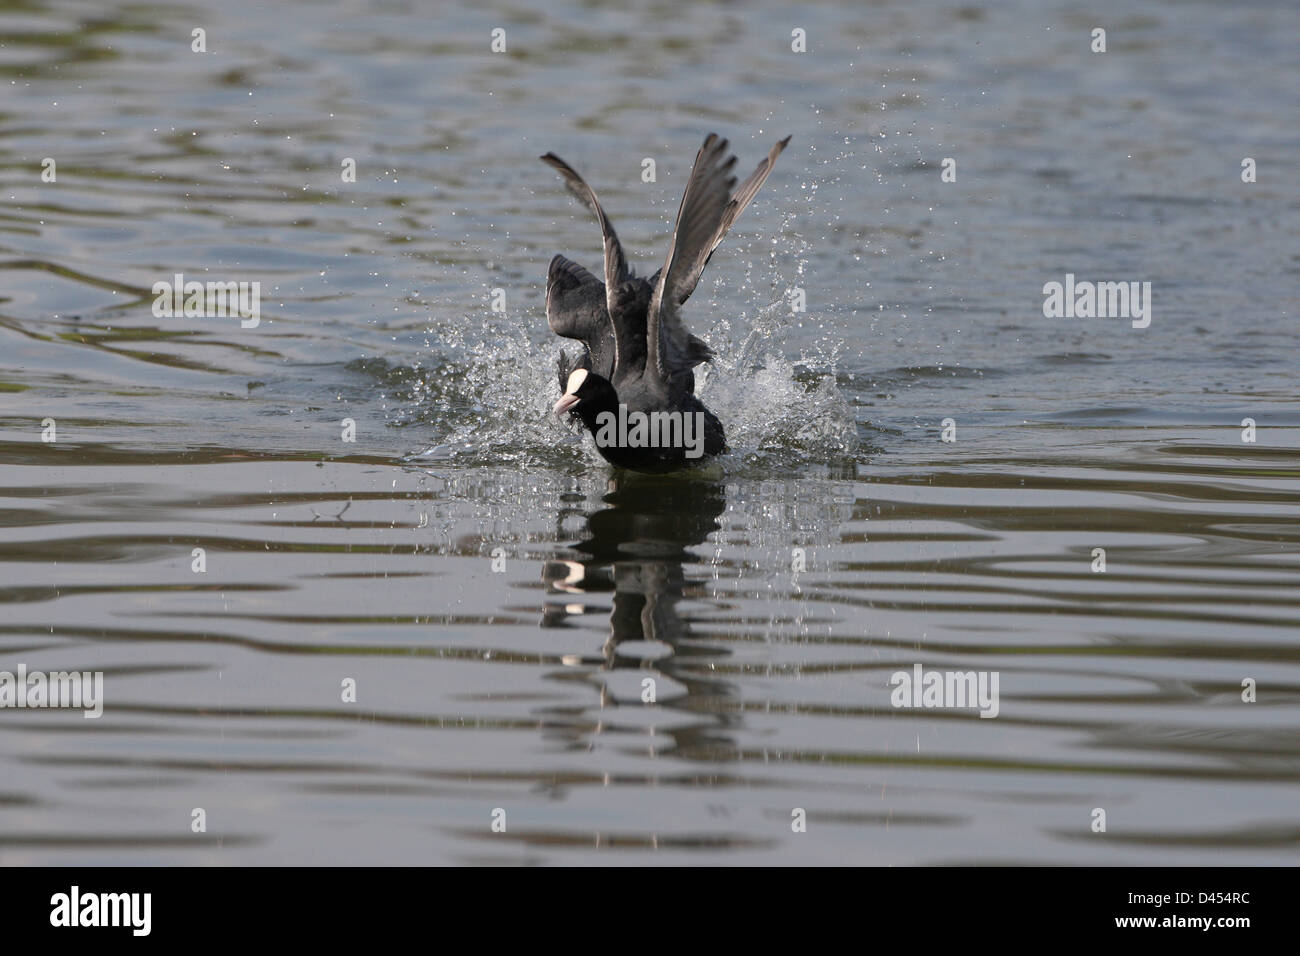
xmin=402 ymin=297 xmax=855 ymax=475
xmin=402 ymin=196 xmax=859 ymax=474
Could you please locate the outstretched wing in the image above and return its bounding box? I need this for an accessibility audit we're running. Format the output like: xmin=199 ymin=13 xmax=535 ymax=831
xmin=545 ymin=254 xmax=616 ymax=379
xmin=541 ymin=152 xmax=631 ymax=325
xmin=547 ymin=253 xmax=597 ymax=292
xmin=647 ymin=133 xmax=791 ymax=381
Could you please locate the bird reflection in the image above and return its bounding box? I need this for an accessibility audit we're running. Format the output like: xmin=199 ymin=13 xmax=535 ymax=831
xmin=541 ymin=471 xmax=734 ymax=750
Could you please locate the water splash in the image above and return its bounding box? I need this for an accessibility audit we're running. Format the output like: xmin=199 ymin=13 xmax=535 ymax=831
xmin=397 ymin=290 xmax=857 ymax=475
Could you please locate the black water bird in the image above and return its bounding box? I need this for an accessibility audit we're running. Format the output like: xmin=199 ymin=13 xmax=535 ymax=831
xmin=542 ymin=132 xmax=790 ymax=473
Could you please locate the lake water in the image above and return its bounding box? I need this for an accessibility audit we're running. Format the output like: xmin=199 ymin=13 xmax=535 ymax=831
xmin=1 ymin=0 xmax=1298 ymax=865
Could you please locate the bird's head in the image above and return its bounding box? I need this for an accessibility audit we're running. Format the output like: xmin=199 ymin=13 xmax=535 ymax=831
xmin=552 ymin=367 xmax=617 ymax=422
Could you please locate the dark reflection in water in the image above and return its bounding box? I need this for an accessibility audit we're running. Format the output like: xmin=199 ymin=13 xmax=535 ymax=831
xmin=542 ymin=474 xmax=738 ymax=759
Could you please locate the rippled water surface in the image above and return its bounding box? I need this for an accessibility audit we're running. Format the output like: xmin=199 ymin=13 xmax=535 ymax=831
xmin=1 ymin=0 xmax=1298 ymax=864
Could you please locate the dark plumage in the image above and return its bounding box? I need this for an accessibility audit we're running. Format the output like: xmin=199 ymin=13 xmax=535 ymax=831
xmin=542 ymin=132 xmax=791 ymax=473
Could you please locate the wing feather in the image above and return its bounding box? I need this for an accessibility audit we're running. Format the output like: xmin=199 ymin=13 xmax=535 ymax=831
xmin=647 ymin=134 xmax=790 ymax=381
xmin=540 ymin=152 xmax=630 ymax=323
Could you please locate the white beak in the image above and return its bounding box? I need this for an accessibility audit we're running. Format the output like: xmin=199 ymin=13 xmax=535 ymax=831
xmin=553 ymin=393 xmax=581 ymax=417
